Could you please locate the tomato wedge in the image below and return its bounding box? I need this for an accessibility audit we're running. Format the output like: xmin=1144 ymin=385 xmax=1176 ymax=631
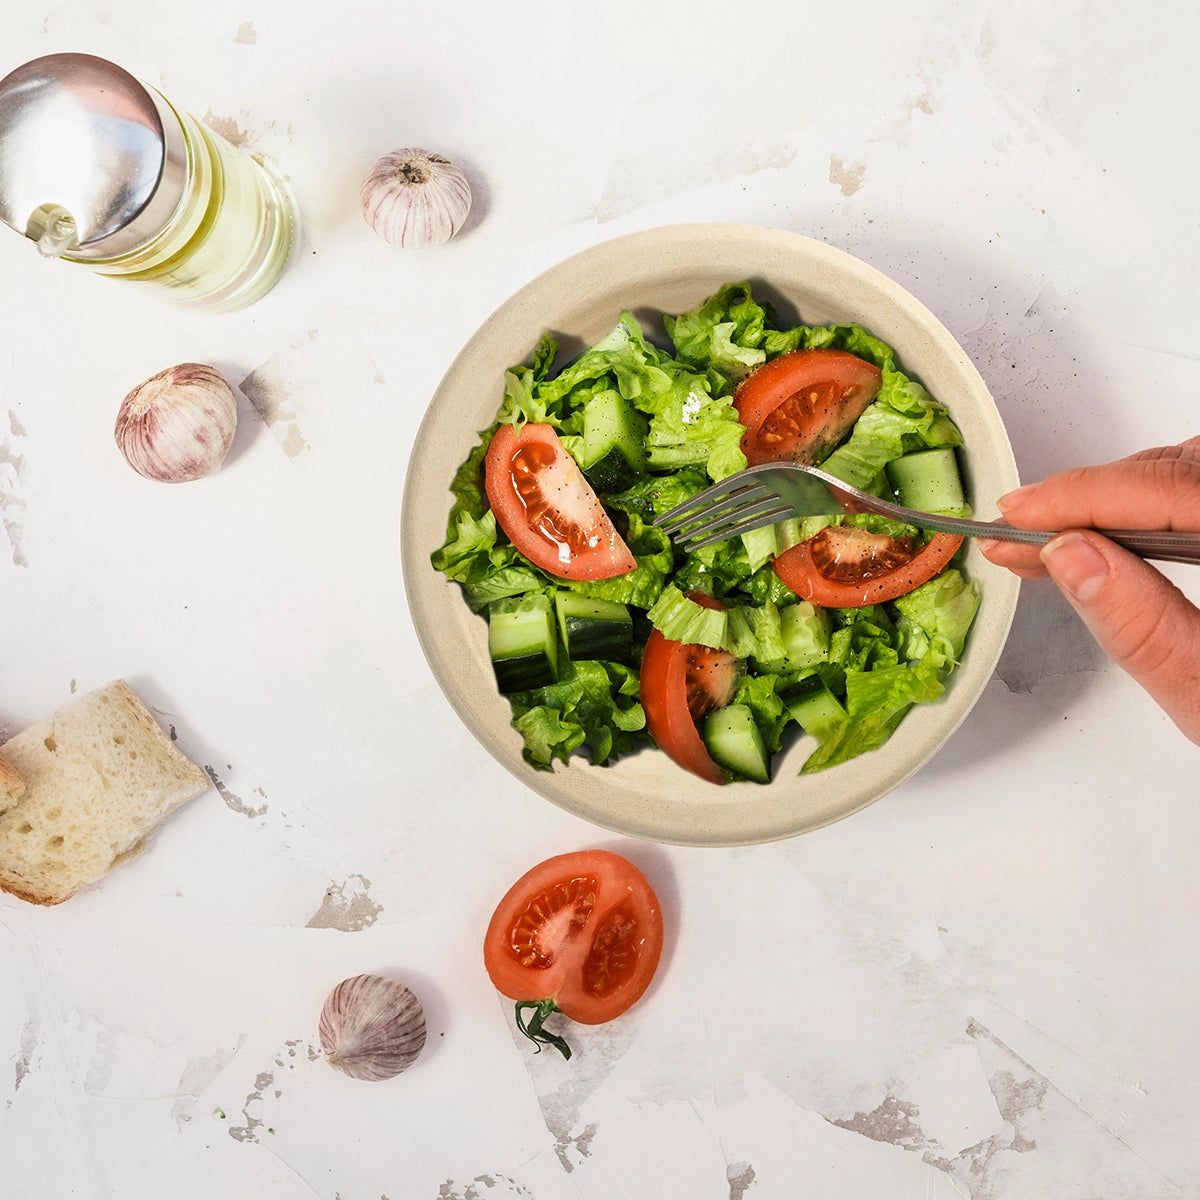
xmin=639 ymin=593 xmax=737 ymax=786
xmin=484 ymin=422 xmax=636 ymax=580
xmin=734 ymin=348 xmax=882 ymax=467
xmin=774 ymin=526 xmax=964 ymax=607
xmin=483 ymin=849 xmax=664 ymax=1058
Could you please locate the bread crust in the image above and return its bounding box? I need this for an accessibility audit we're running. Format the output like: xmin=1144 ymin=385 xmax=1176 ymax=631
xmin=0 ymin=749 xmax=25 ymax=812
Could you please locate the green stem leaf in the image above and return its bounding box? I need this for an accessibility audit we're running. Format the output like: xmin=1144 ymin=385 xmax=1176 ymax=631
xmin=514 ymin=999 xmax=572 ymax=1059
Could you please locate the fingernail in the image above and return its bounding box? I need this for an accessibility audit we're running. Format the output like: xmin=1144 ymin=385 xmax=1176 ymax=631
xmin=997 ymin=482 xmax=1039 ymax=513
xmin=1040 ymin=532 xmax=1109 ymax=602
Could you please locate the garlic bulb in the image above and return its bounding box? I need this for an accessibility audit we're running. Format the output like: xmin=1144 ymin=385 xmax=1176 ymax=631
xmin=115 ymin=363 xmax=237 ymax=483
xmin=319 ymin=974 xmax=426 ymax=1081
xmin=360 ymin=149 xmax=472 ymax=248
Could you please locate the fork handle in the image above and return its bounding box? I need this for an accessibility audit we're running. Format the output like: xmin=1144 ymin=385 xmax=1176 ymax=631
xmin=929 ymin=515 xmax=1200 ymax=565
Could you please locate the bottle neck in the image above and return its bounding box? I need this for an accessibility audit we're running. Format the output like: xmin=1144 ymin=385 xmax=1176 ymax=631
xmin=60 ymin=84 xmax=191 ymax=262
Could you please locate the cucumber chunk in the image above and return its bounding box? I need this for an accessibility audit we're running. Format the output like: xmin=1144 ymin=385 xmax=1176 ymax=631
xmin=703 ymin=704 xmax=770 ymax=784
xmin=579 ymin=391 xmax=649 ymax=493
xmin=886 ymin=448 xmax=966 ymax=515
xmin=554 ymin=592 xmax=633 ymax=661
xmin=488 ymin=595 xmax=559 ymax=693
xmin=779 ymin=675 xmax=847 ymax=740
xmin=779 ymin=601 xmax=832 ymax=669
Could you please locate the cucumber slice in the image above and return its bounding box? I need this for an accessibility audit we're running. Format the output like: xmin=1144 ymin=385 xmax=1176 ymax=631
xmin=886 ymin=448 xmax=966 ymax=515
xmin=554 ymin=593 xmax=633 ymax=661
xmin=488 ymin=595 xmax=559 ymax=693
xmin=579 ymin=391 xmax=649 ymax=493
xmin=703 ymin=704 xmax=770 ymax=784
xmin=779 ymin=675 xmax=847 ymax=740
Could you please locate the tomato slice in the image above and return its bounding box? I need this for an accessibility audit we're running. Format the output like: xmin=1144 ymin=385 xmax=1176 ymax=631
xmin=733 ymin=349 xmax=882 ymax=467
xmin=774 ymin=527 xmax=964 ymax=607
xmin=483 ymin=849 xmax=664 ymax=1057
xmin=639 ymin=593 xmax=737 ymax=786
xmin=484 ymin=422 xmax=636 ymax=580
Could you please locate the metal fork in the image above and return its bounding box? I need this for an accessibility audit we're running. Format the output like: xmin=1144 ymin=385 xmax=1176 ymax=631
xmin=654 ymin=461 xmax=1200 ymax=565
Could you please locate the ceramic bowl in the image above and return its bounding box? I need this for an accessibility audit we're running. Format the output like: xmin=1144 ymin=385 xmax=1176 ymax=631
xmin=400 ymin=223 xmax=1020 ymax=846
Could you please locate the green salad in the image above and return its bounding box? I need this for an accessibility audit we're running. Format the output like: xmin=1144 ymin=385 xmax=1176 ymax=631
xmin=431 ymin=282 xmax=980 ymax=782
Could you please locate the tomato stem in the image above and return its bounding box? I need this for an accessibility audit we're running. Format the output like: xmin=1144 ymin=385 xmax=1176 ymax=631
xmin=514 ymin=999 xmax=572 ymax=1059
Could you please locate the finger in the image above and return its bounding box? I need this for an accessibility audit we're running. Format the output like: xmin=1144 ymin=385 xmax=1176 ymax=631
xmin=1122 ymin=433 xmax=1200 ymax=467
xmin=977 ymin=537 xmax=1048 ymax=578
xmin=1039 ymin=530 xmax=1200 ymax=744
xmin=998 ymin=441 xmax=1200 ymax=533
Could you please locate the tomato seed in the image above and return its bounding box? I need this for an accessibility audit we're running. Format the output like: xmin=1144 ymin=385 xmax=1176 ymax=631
xmin=510 ymin=445 xmax=599 ymax=555
xmin=509 ymin=876 xmax=597 ymax=969
xmin=582 ymin=906 xmax=639 ymax=997
xmin=811 ymin=527 xmax=914 ymax=582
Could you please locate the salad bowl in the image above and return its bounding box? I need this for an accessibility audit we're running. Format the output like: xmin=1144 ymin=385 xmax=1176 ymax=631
xmin=400 ymin=223 xmax=1021 ymax=846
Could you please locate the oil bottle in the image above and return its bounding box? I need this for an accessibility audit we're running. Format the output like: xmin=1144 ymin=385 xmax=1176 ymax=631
xmin=0 ymin=52 xmax=294 ymax=312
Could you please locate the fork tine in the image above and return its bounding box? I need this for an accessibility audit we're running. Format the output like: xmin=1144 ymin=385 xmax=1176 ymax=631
xmin=656 ymin=482 xmax=772 ymax=535
xmin=657 ymin=492 xmax=768 ymax=540
xmin=674 ymin=499 xmax=794 ymax=548
xmin=679 ymin=504 xmax=794 ymax=550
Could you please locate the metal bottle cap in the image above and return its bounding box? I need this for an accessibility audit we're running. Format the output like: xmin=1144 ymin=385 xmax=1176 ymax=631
xmin=0 ymin=52 xmax=188 ymax=260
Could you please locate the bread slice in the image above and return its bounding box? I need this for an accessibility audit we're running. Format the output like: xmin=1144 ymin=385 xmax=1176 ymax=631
xmin=0 ymin=749 xmax=24 ymax=813
xmin=0 ymin=681 xmax=211 ymax=905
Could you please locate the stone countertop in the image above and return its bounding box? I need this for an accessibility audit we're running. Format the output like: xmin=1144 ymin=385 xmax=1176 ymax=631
xmin=2 ymin=3 xmax=1198 ymax=1198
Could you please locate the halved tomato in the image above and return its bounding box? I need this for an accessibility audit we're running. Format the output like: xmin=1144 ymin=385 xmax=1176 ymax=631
xmin=484 ymin=422 xmax=636 ymax=580
xmin=639 ymin=592 xmax=738 ymax=786
xmin=774 ymin=526 xmax=964 ymax=607
xmin=483 ymin=849 xmax=664 ymax=1058
xmin=734 ymin=348 xmax=883 ymax=466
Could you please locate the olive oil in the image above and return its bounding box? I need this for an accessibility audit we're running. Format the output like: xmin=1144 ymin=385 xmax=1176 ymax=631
xmin=75 ymin=96 xmax=294 ymax=312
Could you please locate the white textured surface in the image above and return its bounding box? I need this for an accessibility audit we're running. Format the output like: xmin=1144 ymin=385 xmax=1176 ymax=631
xmin=2 ymin=3 xmax=1199 ymax=1198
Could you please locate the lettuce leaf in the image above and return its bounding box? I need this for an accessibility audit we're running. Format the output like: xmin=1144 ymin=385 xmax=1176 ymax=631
xmin=732 ymin=671 xmax=790 ymax=754
xmin=799 ymin=656 xmax=945 ymax=773
xmin=639 ymin=373 xmax=748 ymax=481
xmin=646 ymin=584 xmax=728 ymax=648
xmin=665 ymin=281 xmax=769 ymax=386
xmin=894 ymin=568 xmax=980 ymax=668
xmin=510 ymin=659 xmax=645 ymax=767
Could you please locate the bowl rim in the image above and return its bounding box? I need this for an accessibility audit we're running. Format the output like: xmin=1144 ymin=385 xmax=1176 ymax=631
xmin=400 ymin=222 xmax=1021 ymax=846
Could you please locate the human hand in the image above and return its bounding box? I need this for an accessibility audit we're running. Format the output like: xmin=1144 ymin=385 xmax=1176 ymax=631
xmin=979 ymin=437 xmax=1200 ymax=744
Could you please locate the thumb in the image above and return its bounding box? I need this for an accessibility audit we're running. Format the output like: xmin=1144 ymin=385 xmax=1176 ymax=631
xmin=1040 ymin=530 xmax=1200 ymax=744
